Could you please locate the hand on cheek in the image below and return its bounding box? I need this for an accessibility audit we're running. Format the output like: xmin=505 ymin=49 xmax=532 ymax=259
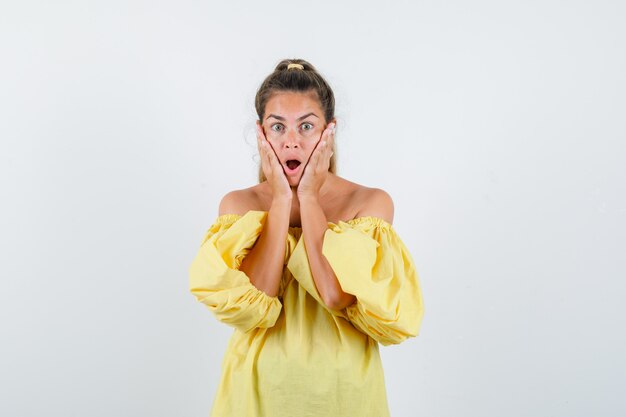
xmin=297 ymin=123 xmax=335 ymax=199
xmin=257 ymin=123 xmax=292 ymax=199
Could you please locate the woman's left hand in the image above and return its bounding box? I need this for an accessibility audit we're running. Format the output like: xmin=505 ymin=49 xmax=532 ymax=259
xmin=297 ymin=122 xmax=335 ymax=200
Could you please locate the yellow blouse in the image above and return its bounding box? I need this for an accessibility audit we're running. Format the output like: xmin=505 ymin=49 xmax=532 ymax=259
xmin=189 ymin=210 xmax=424 ymax=417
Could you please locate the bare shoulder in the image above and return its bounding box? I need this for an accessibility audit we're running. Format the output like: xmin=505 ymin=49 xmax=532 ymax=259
xmin=353 ymin=185 xmax=394 ymax=225
xmin=218 ymin=184 xmax=265 ymax=216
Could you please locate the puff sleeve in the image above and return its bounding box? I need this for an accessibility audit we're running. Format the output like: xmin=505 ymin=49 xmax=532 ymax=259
xmin=188 ymin=210 xmax=283 ymax=333
xmin=322 ymin=218 xmax=425 ymax=346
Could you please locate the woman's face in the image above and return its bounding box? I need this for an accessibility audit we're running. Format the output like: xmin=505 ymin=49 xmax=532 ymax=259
xmin=258 ymin=90 xmax=333 ymax=186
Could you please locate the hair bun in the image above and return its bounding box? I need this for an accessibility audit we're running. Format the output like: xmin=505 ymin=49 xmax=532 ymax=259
xmin=287 ymin=63 xmax=304 ymax=70
xmin=273 ymin=59 xmax=317 ymax=72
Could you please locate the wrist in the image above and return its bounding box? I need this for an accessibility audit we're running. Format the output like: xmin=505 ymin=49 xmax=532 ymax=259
xmin=271 ymin=195 xmax=293 ymax=207
xmin=297 ymin=192 xmax=319 ymax=203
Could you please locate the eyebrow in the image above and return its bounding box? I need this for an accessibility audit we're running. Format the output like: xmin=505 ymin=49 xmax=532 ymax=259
xmin=265 ymin=112 xmax=319 ymax=122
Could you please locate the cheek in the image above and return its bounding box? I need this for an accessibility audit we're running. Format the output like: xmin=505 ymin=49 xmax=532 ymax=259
xmin=265 ymin=135 xmax=283 ymax=148
xmin=310 ymin=135 xmax=323 ymax=150
xmin=303 ymin=146 xmax=316 ymax=161
xmin=263 ymin=129 xmax=278 ymax=140
xmin=305 ymin=128 xmax=320 ymax=140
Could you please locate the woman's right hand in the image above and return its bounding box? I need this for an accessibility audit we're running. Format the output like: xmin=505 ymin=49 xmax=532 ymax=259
xmin=256 ymin=122 xmax=292 ymax=200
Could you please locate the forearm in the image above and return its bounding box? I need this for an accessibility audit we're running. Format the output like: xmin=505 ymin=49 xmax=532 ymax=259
xmin=299 ymin=195 xmax=356 ymax=309
xmin=239 ymin=197 xmax=291 ymax=297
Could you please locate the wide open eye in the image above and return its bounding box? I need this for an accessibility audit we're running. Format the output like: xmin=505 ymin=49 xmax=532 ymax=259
xmin=301 ymin=122 xmax=314 ymax=131
xmin=271 ymin=124 xmax=284 ymax=132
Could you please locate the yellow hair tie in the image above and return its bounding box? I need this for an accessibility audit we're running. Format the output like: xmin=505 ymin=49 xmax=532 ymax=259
xmin=287 ymin=63 xmax=304 ymax=70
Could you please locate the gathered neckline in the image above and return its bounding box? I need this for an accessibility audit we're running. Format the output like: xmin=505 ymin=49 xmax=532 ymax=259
xmin=215 ymin=210 xmax=392 ymax=229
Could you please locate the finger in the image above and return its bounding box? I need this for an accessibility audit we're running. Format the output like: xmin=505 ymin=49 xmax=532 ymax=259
xmin=320 ymin=129 xmax=334 ymax=165
xmin=324 ymin=129 xmax=333 ymax=157
xmin=327 ymin=124 xmax=336 ymax=160
xmin=257 ymin=123 xmax=266 ymax=139
xmin=268 ymin=147 xmax=281 ymax=170
xmin=261 ymin=145 xmax=271 ymax=175
xmin=256 ymin=130 xmax=264 ymax=159
xmin=264 ymin=142 xmax=285 ymax=177
xmin=257 ymin=125 xmax=271 ymax=151
xmin=257 ymin=126 xmax=279 ymax=162
xmin=319 ymin=126 xmax=330 ymax=147
xmin=265 ymin=138 xmax=280 ymax=160
xmin=327 ymin=123 xmax=335 ymax=143
xmin=256 ymin=124 xmax=263 ymax=143
xmin=257 ymin=131 xmax=268 ymax=163
xmin=258 ymin=136 xmax=272 ymax=169
xmin=257 ymin=126 xmax=267 ymax=154
xmin=310 ymin=139 xmax=325 ymax=171
xmin=257 ymin=137 xmax=266 ymax=161
xmin=321 ymin=125 xmax=333 ymax=154
xmin=325 ymin=122 xmax=335 ymax=138
xmin=260 ymin=134 xmax=277 ymax=163
xmin=256 ymin=126 xmax=279 ymax=171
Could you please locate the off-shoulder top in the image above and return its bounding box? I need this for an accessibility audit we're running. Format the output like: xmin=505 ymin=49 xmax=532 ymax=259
xmin=189 ymin=210 xmax=425 ymax=417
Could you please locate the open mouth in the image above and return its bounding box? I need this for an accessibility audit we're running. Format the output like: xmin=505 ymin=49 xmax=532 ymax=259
xmin=286 ymin=160 xmax=301 ymax=170
xmin=284 ymin=159 xmax=302 ymax=176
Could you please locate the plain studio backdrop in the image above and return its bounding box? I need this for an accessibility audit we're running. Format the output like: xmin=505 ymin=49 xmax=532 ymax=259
xmin=1 ymin=1 xmax=624 ymax=416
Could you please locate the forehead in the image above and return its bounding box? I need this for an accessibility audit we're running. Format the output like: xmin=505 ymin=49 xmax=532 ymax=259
xmin=265 ymin=91 xmax=322 ymax=116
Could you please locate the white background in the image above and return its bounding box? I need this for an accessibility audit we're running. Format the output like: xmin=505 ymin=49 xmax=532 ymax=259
xmin=1 ymin=1 xmax=625 ymax=416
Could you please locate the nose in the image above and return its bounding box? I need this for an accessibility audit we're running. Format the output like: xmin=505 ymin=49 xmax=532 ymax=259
xmin=284 ymin=128 xmax=300 ymax=149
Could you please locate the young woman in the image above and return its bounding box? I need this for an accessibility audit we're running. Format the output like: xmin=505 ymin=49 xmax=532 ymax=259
xmin=189 ymin=59 xmax=425 ymax=417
